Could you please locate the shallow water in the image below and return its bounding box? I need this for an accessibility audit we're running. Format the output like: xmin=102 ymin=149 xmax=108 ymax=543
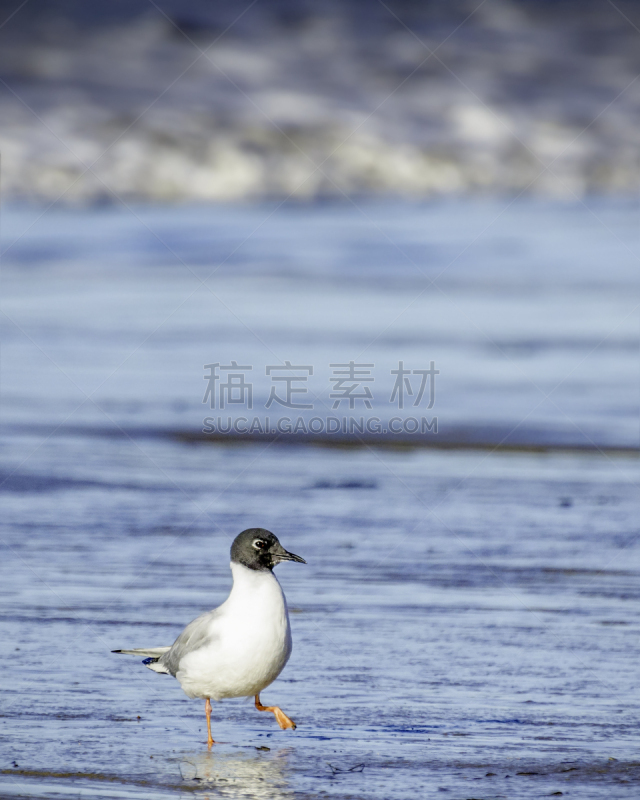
xmin=1 ymin=438 xmax=640 ymax=799
xmin=1 ymin=200 xmax=639 ymax=798
xmin=1 ymin=199 xmax=639 ymax=448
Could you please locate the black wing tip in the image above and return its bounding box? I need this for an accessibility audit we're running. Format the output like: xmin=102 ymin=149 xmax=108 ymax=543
xmin=112 ymin=649 xmax=123 ymax=653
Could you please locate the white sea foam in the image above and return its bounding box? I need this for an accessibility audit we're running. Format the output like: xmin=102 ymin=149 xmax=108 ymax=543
xmin=0 ymin=2 xmax=638 ymax=202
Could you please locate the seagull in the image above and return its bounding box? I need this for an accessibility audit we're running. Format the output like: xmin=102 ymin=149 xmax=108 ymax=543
xmin=113 ymin=528 xmax=305 ymax=746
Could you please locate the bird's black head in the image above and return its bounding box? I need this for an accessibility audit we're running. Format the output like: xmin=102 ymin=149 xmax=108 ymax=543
xmin=230 ymin=528 xmax=306 ymax=572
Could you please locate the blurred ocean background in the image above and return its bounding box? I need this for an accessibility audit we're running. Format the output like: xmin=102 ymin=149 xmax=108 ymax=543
xmin=1 ymin=0 xmax=640 ymax=203
xmin=1 ymin=2 xmax=639 ymax=799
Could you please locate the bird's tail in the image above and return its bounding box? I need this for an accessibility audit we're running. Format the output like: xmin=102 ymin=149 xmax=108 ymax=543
xmin=112 ymin=646 xmax=170 ymax=657
xmin=112 ymin=646 xmax=171 ymax=674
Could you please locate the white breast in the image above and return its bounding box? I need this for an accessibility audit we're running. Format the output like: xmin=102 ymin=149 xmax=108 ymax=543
xmin=176 ymin=563 xmax=292 ymax=700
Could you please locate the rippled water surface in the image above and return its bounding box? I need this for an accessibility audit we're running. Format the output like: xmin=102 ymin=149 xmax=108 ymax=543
xmin=1 ymin=200 xmax=639 ymax=799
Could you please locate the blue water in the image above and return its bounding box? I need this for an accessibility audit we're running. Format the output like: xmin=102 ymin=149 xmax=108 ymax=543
xmin=1 ymin=199 xmax=639 ymax=799
xmin=1 ymin=199 xmax=638 ymax=448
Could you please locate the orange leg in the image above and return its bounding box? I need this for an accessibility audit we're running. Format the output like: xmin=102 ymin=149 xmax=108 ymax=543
xmin=205 ymin=697 xmax=215 ymax=746
xmin=254 ymin=694 xmax=296 ymax=730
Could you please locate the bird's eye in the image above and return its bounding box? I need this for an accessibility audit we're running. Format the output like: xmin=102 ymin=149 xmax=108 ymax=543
xmin=253 ymin=539 xmax=267 ymax=550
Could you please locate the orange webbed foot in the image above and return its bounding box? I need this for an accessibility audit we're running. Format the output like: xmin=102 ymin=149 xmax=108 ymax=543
xmin=254 ymin=694 xmax=296 ymax=730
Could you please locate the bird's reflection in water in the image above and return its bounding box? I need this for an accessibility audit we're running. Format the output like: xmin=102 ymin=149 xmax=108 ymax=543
xmin=179 ymin=747 xmax=294 ymax=799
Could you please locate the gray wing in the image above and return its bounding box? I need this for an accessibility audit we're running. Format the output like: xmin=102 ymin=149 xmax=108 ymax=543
xmin=159 ymin=609 xmax=220 ymax=676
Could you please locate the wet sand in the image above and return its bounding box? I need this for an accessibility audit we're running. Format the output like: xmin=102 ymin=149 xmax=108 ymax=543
xmin=1 ymin=199 xmax=639 ymax=798
xmin=1 ymin=438 xmax=639 ymax=799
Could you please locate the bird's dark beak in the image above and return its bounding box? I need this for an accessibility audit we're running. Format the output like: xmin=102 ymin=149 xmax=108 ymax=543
xmin=281 ymin=550 xmax=306 ymax=564
xmin=273 ymin=543 xmax=306 ymax=564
